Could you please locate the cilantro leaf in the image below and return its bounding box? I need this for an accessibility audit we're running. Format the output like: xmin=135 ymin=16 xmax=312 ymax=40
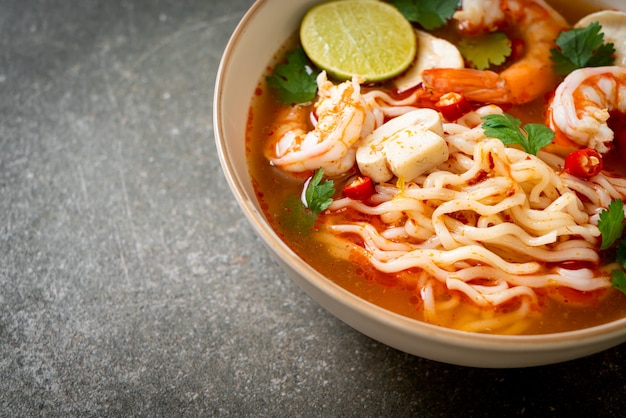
xmin=266 ymin=48 xmax=318 ymax=105
xmin=305 ymin=168 xmax=335 ymax=215
xmin=599 ymin=200 xmax=626 ymax=295
xmin=611 ymin=270 xmax=626 ymax=296
xmin=598 ymin=199 xmax=626 ymax=250
xmin=481 ymin=113 xmax=554 ymax=155
xmin=550 ymin=22 xmax=616 ymax=76
xmin=390 ymin=0 xmax=457 ymax=30
xmin=523 ymin=124 xmax=556 ymax=155
xmin=458 ymin=32 xmax=511 ymax=70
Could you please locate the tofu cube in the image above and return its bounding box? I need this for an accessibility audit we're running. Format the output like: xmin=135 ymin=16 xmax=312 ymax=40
xmin=384 ymin=128 xmax=449 ymax=181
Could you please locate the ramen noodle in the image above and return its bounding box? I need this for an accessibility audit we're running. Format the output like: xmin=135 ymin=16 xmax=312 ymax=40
xmin=246 ymin=0 xmax=626 ymax=334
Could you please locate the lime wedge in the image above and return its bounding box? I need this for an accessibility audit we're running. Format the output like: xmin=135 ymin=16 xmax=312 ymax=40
xmin=300 ymin=0 xmax=417 ymax=82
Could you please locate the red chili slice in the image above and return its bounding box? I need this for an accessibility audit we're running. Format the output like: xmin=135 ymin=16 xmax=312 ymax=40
xmin=563 ymin=148 xmax=603 ymax=179
xmin=343 ymin=176 xmax=375 ymax=200
xmin=435 ymin=92 xmax=472 ymax=121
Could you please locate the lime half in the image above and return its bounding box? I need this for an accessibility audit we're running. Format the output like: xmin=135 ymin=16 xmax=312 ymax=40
xmin=300 ymin=0 xmax=417 ymax=82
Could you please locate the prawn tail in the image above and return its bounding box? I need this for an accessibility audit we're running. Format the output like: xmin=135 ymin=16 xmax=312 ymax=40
xmin=422 ymin=68 xmax=510 ymax=104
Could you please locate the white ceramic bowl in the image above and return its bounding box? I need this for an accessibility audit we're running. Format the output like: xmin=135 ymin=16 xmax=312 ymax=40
xmin=214 ymin=0 xmax=626 ymax=367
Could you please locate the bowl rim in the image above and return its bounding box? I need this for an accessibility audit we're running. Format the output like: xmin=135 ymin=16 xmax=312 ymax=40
xmin=214 ymin=0 xmax=626 ymax=364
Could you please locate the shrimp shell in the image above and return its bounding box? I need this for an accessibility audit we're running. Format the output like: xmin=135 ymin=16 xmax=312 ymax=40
xmin=421 ymin=0 xmax=568 ymax=105
xmin=548 ymin=66 xmax=626 ymax=153
xmin=267 ymin=72 xmax=372 ymax=176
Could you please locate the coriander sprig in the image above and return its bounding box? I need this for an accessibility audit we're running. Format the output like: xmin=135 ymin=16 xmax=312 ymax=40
xmin=599 ymin=199 xmax=626 ymax=250
xmin=481 ymin=113 xmax=554 ymax=155
xmin=598 ymin=199 xmax=626 ymax=296
xmin=266 ymin=47 xmax=318 ymax=105
xmin=389 ymin=0 xmax=457 ymax=30
xmin=550 ymin=22 xmax=615 ymax=76
xmin=304 ymin=168 xmax=335 ymax=215
xmin=458 ymin=32 xmax=512 ymax=70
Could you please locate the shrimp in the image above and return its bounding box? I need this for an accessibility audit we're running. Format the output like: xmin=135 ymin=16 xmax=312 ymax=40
xmin=547 ymin=66 xmax=626 ymax=154
xmin=266 ymin=72 xmax=374 ymax=177
xmin=420 ymin=0 xmax=568 ymax=105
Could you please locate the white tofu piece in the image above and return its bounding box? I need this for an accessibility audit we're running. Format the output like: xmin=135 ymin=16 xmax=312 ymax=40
xmin=356 ymin=146 xmax=394 ymax=183
xmin=385 ymin=128 xmax=449 ymax=181
xmin=356 ymin=108 xmax=447 ymax=183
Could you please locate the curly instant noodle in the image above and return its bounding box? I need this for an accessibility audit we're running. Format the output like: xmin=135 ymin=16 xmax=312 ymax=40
xmin=311 ymin=105 xmax=625 ymax=333
xmin=249 ymin=0 xmax=626 ymax=335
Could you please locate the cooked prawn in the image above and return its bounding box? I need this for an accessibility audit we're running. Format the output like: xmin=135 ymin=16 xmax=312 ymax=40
xmin=547 ymin=66 xmax=626 ymax=154
xmin=266 ymin=72 xmax=374 ymax=176
xmin=421 ymin=0 xmax=568 ymax=105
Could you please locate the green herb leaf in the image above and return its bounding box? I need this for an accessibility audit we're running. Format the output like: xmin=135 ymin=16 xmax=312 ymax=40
xmin=481 ymin=113 xmax=554 ymax=155
xmin=305 ymin=168 xmax=335 ymax=215
xmin=390 ymin=0 xmax=457 ymax=30
xmin=601 ymin=200 xmax=626 ymax=295
xmin=611 ymin=270 xmax=626 ymax=296
xmin=266 ymin=47 xmax=318 ymax=105
xmin=550 ymin=22 xmax=616 ymax=76
xmin=458 ymin=32 xmax=512 ymax=70
xmin=523 ymin=124 xmax=556 ymax=155
xmin=598 ymin=199 xmax=626 ymax=250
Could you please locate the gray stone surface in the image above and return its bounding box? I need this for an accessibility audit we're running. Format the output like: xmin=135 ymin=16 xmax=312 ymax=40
xmin=1 ymin=0 xmax=625 ymax=416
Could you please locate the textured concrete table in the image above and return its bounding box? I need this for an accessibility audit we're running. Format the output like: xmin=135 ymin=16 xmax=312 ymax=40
xmin=1 ymin=0 xmax=625 ymax=416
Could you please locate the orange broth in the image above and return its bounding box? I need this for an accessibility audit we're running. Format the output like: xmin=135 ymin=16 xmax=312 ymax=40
xmin=245 ymin=0 xmax=626 ymax=334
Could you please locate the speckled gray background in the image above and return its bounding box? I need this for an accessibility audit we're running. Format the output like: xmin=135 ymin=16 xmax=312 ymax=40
xmin=1 ymin=0 xmax=625 ymax=416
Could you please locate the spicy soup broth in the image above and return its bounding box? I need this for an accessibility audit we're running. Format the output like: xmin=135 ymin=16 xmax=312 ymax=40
xmin=245 ymin=0 xmax=626 ymax=334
